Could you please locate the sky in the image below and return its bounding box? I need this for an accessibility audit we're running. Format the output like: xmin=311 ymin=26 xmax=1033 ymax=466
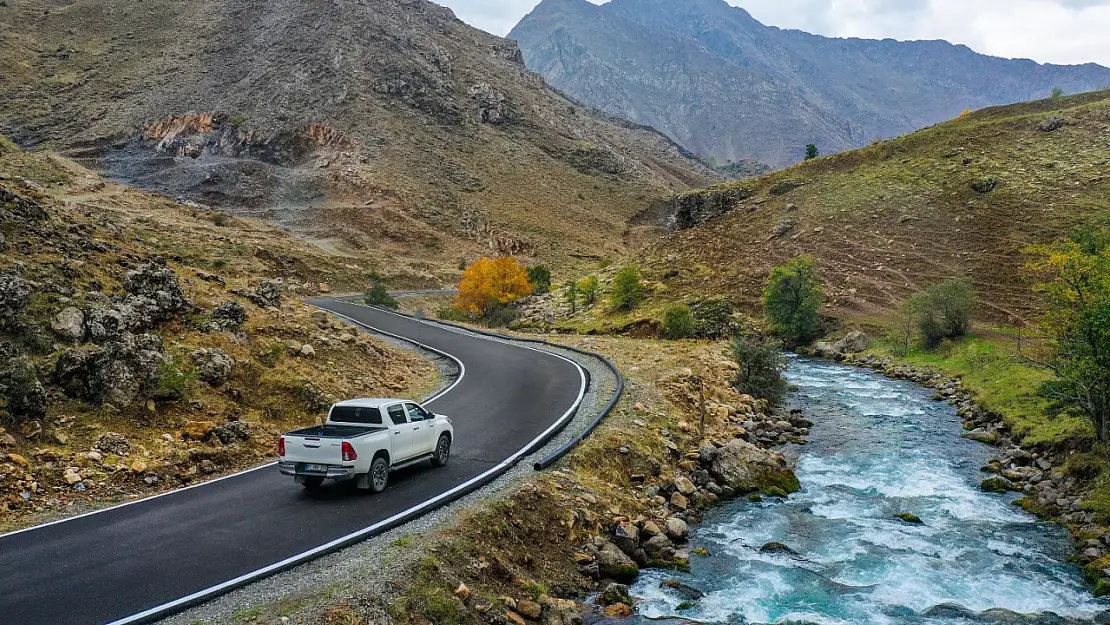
xmin=438 ymin=0 xmax=1110 ymax=67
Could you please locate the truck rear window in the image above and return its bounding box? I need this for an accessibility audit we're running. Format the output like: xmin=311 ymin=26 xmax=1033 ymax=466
xmin=330 ymin=406 xmax=383 ymax=425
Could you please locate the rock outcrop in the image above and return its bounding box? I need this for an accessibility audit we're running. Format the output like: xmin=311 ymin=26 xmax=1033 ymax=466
xmin=54 ymin=333 xmax=171 ymax=407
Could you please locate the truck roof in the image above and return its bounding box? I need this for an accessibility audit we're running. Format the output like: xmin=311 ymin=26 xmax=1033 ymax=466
xmin=331 ymin=398 xmax=412 ymax=408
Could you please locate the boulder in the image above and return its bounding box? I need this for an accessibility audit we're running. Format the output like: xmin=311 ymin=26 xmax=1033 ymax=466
xmin=55 ymin=333 xmax=171 ymax=407
xmin=613 ymin=522 xmax=640 ymax=555
xmin=212 ymin=420 xmax=251 ymax=444
xmin=0 ymin=354 xmax=48 ymax=421
xmin=95 ymin=432 xmax=133 ymax=456
xmin=834 ymin=331 xmax=870 ymax=354
xmin=1038 ymin=116 xmax=1065 ymax=132
xmin=596 ymin=541 xmax=639 ymax=583
xmin=598 ymin=583 xmax=631 ymax=606
xmin=674 ymin=476 xmax=697 ymax=497
xmin=250 ymin=281 xmax=282 ymax=308
xmin=0 ymin=273 xmax=31 ymax=329
xmin=662 ymin=579 xmax=705 ymax=600
xmin=642 ymin=533 xmax=674 ymax=556
xmin=517 ymin=600 xmax=542 ymax=620
xmin=209 ymin=301 xmax=247 ymax=332
xmin=706 ymin=438 xmax=800 ymax=494
xmin=664 ymin=517 xmax=689 ymax=541
xmin=182 ymin=421 xmax=217 ymax=441
xmin=122 ymin=263 xmax=189 ymax=322
xmin=191 ymin=348 xmax=235 ymax=386
xmin=51 ymin=307 xmax=87 ymax=342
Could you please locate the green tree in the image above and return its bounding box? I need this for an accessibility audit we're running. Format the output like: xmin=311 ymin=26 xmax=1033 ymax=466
xmin=1051 ymin=87 xmax=1065 ymax=99
xmin=911 ymin=279 xmax=974 ymax=348
xmin=731 ymin=333 xmax=788 ymax=406
xmin=578 ymin=276 xmax=600 ymax=306
xmin=891 ymin=296 xmax=919 ymax=356
xmin=805 ymin=144 xmax=819 ymax=160
xmin=762 ymin=256 xmax=824 ymax=346
xmin=364 ymin=281 xmax=399 ymax=309
xmin=563 ymin=280 xmax=578 ymax=315
xmin=527 ymin=266 xmax=552 ymax=295
xmin=661 ymin=305 xmax=695 ymax=340
xmin=1026 ymin=237 xmax=1110 ymax=443
xmin=610 ymin=267 xmax=644 ymax=311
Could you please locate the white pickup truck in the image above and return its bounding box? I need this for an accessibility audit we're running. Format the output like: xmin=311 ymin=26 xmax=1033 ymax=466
xmin=278 ymin=398 xmax=454 ymax=492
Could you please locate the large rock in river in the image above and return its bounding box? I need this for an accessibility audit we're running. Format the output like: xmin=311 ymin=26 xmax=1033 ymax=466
xmin=704 ymin=438 xmax=800 ymax=495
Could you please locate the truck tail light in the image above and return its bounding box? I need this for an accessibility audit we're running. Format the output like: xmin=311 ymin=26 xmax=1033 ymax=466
xmin=278 ymin=436 xmax=286 ymax=457
xmin=342 ymin=441 xmax=357 ymax=462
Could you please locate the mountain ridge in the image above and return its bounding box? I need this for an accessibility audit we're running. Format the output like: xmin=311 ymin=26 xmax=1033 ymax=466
xmin=0 ymin=0 xmax=720 ymax=273
xmin=510 ymin=0 xmax=1110 ymax=167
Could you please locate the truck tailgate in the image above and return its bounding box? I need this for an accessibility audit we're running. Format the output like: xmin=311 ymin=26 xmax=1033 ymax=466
xmin=283 ymin=434 xmax=344 ymax=465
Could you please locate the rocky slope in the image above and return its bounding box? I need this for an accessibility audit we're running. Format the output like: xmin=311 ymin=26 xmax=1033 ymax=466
xmin=510 ymin=0 xmax=1110 ymax=168
xmin=631 ymin=90 xmax=1110 ymax=323
xmin=0 ymin=139 xmax=436 ymax=527
xmin=0 ymin=0 xmax=719 ymax=273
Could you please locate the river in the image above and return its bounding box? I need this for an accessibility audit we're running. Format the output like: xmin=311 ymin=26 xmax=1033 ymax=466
xmin=630 ymin=356 xmax=1106 ymax=624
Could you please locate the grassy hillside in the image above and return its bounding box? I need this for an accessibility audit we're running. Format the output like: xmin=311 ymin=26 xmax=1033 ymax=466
xmin=0 ymin=140 xmax=437 ymax=528
xmin=641 ymin=90 xmax=1110 ymax=322
xmin=0 ymin=0 xmax=719 ymax=276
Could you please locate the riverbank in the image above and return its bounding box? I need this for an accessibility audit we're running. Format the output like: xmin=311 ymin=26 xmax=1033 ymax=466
xmin=174 ymin=336 xmax=808 ymax=625
xmin=841 ymin=338 xmax=1110 ymax=597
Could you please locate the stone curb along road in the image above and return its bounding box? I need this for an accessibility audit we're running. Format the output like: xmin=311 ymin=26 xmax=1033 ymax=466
xmin=0 ymin=299 xmax=616 ymax=625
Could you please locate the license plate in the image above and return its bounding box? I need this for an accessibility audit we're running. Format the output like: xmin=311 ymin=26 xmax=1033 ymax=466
xmin=304 ymin=463 xmax=327 ymax=473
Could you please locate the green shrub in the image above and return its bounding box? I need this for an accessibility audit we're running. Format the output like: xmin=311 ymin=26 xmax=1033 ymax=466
xmin=364 ymin=281 xmax=399 ymax=309
xmin=563 ymin=281 xmax=578 ymax=314
xmin=691 ymin=299 xmax=740 ymax=339
xmin=578 ymin=275 xmax=600 ymax=306
xmin=911 ymin=279 xmax=974 ymax=348
xmin=762 ymin=255 xmax=824 ymax=346
xmin=154 ymin=360 xmax=191 ymax=401
xmin=527 ymin=266 xmax=552 ymax=294
xmin=661 ymin=305 xmax=695 ymax=339
xmin=971 ymin=178 xmax=998 ymax=193
xmin=805 ymin=144 xmax=818 ymax=160
xmin=609 ymin=267 xmax=644 ymax=311
xmin=731 ymin=333 xmax=788 ymax=406
xmin=483 ymin=305 xmax=519 ymax=328
xmin=436 ymin=305 xmax=470 ymax=322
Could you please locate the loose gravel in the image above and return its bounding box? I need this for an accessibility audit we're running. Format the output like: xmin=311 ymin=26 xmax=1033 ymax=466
xmin=157 ymin=316 xmax=617 ymax=625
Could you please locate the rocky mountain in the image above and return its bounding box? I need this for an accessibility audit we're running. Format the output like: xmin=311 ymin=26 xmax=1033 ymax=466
xmin=510 ymin=0 xmax=1110 ymax=168
xmin=634 ymin=91 xmax=1110 ymax=322
xmin=0 ymin=0 xmax=719 ymax=272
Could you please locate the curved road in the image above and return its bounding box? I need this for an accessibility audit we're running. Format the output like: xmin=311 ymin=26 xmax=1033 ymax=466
xmin=0 ymin=301 xmax=586 ymax=625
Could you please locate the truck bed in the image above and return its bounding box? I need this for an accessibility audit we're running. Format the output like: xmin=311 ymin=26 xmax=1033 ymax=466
xmin=285 ymin=424 xmax=386 ymax=439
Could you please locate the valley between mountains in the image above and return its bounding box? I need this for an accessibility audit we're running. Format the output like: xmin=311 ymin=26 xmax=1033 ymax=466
xmin=3 ymin=0 xmax=1110 ymax=623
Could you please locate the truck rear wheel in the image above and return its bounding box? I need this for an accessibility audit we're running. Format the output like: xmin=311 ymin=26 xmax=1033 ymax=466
xmin=431 ymin=434 xmax=451 ymax=467
xmin=369 ymin=456 xmax=389 ymax=493
xmin=302 ymin=476 xmax=325 ymax=490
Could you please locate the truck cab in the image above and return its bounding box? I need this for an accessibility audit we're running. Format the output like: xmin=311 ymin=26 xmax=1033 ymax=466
xmin=278 ymin=398 xmax=454 ymax=492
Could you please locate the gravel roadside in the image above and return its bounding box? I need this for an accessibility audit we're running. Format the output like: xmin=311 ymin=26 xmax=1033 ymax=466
xmin=157 ymin=318 xmax=618 ymax=625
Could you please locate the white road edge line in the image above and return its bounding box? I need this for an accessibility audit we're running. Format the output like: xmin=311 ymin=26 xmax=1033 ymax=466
xmin=0 ymin=309 xmax=466 ymax=541
xmin=99 ymin=303 xmax=587 ymax=625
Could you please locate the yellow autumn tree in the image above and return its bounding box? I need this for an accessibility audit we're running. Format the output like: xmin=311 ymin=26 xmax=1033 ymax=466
xmin=959 ymin=109 xmax=972 ymax=118
xmin=455 ymin=256 xmax=533 ymax=315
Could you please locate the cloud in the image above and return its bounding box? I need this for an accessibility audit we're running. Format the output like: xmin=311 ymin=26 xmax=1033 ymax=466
xmin=437 ymin=0 xmax=1110 ymax=67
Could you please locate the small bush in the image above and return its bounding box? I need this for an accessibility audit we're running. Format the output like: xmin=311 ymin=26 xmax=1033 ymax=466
xmin=971 ymin=178 xmax=998 ymax=193
xmin=482 ymin=305 xmax=519 ymax=328
xmin=527 ymin=265 xmax=552 ymax=294
xmin=154 ymin=360 xmax=191 ymax=401
xmin=364 ymin=281 xmax=398 ymax=309
xmin=211 ymin=212 xmax=231 ymax=227
xmin=661 ymin=305 xmax=695 ymax=339
xmin=731 ymin=333 xmax=788 ymax=406
xmin=609 ymin=267 xmax=644 ymax=311
xmin=578 ymin=275 xmax=600 ymax=306
xmin=257 ymin=343 xmax=284 ymax=368
xmin=804 ymin=144 xmax=818 ymax=160
xmin=436 ymin=305 xmax=470 ymax=322
xmin=691 ymin=299 xmax=740 ymax=339
xmin=911 ymin=278 xmax=974 ymax=348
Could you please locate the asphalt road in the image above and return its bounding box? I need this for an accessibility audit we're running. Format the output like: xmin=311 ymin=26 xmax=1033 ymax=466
xmin=0 ymin=301 xmax=585 ymax=625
